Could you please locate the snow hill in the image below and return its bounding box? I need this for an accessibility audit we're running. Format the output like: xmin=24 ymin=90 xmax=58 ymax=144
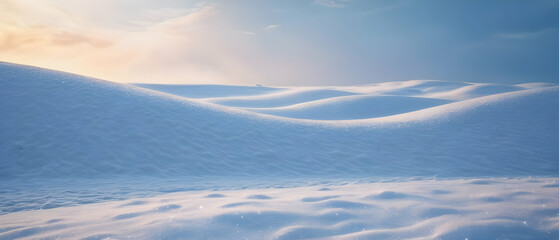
xmin=1 ymin=62 xmax=559 ymax=180
xmin=1 ymin=62 xmax=559 ymax=239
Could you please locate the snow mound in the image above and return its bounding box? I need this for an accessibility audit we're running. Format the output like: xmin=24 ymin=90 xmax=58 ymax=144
xmin=378 ymin=80 xmax=471 ymax=95
xmin=132 ymin=83 xmax=283 ymax=99
xmin=423 ymin=83 xmax=527 ymax=100
xmin=207 ymin=89 xmax=358 ymax=108
xmin=138 ymin=80 xmax=556 ymax=121
xmin=247 ymin=95 xmax=452 ymax=120
xmin=1 ymin=62 xmax=559 ymax=180
xmin=1 ymin=178 xmax=557 ymax=240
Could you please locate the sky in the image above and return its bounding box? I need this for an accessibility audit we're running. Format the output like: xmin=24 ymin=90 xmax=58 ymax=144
xmin=1 ymin=0 xmax=558 ymax=86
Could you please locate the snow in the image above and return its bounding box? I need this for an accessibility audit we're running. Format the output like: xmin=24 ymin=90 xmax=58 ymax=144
xmin=422 ymin=83 xmax=526 ymax=100
xmin=132 ymin=84 xmax=284 ymax=99
xmin=206 ymin=89 xmax=358 ymax=108
xmin=244 ymin=95 xmax=452 ymax=120
xmin=1 ymin=178 xmax=558 ymax=239
xmin=1 ymin=61 xmax=558 ymax=239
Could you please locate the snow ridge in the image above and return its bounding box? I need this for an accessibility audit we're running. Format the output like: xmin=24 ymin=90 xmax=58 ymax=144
xmin=1 ymin=62 xmax=559 ymax=240
xmin=1 ymin=62 xmax=558 ymax=180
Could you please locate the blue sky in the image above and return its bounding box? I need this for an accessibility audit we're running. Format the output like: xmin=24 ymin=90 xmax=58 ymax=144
xmin=1 ymin=0 xmax=558 ymax=85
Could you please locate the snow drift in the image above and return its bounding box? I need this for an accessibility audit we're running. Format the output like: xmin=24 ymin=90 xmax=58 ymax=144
xmin=1 ymin=178 xmax=558 ymax=240
xmin=1 ymin=62 xmax=559 ymax=239
xmin=1 ymin=62 xmax=558 ymax=180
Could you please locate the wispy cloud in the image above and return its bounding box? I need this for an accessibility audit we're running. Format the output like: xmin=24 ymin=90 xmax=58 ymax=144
xmin=265 ymin=24 xmax=280 ymax=30
xmin=0 ymin=0 xmax=114 ymax=52
xmin=0 ymin=1 xmax=252 ymax=84
xmin=313 ymin=0 xmax=351 ymax=8
xmin=51 ymin=31 xmax=113 ymax=48
xmin=150 ymin=3 xmax=218 ymax=35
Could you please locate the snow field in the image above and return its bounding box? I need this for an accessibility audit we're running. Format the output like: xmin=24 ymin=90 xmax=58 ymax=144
xmin=1 ymin=178 xmax=558 ymax=240
xmin=1 ymin=61 xmax=559 ymax=239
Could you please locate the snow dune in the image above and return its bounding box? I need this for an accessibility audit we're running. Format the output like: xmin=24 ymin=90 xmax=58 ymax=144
xmin=1 ymin=62 xmax=558 ymax=239
xmin=2 ymin=62 xmax=558 ymax=180
xmin=132 ymin=83 xmax=283 ymax=99
xmin=137 ymin=80 xmax=555 ymax=121
xmin=246 ymin=95 xmax=452 ymax=120
xmin=423 ymin=83 xmax=526 ymax=100
xmin=1 ymin=178 xmax=558 ymax=239
xmin=375 ymin=80 xmax=470 ymax=96
xmin=206 ymin=89 xmax=358 ymax=108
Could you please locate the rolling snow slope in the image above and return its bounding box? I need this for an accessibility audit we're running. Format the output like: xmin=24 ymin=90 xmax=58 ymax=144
xmin=245 ymin=95 xmax=452 ymax=120
xmin=1 ymin=62 xmax=559 ymax=239
xmin=133 ymin=83 xmax=284 ymax=99
xmin=2 ymin=62 xmax=558 ymax=180
xmin=136 ymin=80 xmax=555 ymax=121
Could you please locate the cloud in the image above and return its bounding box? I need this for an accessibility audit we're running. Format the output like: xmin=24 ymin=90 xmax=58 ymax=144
xmin=265 ymin=24 xmax=280 ymax=30
xmin=313 ymin=0 xmax=351 ymax=8
xmin=51 ymin=31 xmax=113 ymax=48
xmin=0 ymin=1 xmax=254 ymax=84
xmin=150 ymin=3 xmax=218 ymax=35
xmin=236 ymin=30 xmax=257 ymax=35
xmin=0 ymin=1 xmax=112 ymax=52
xmin=0 ymin=0 xmax=354 ymax=86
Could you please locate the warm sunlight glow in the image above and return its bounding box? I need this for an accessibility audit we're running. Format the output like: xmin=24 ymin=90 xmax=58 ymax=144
xmin=0 ymin=0 xmax=256 ymax=84
xmin=2 ymin=0 xmax=557 ymax=85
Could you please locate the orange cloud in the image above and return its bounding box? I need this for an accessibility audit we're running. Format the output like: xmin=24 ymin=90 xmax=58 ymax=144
xmin=51 ymin=31 xmax=113 ymax=48
xmin=0 ymin=1 xmax=249 ymax=84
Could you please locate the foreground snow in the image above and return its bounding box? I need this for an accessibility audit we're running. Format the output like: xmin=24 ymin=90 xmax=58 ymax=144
xmin=1 ymin=178 xmax=558 ymax=239
xmin=1 ymin=62 xmax=559 ymax=239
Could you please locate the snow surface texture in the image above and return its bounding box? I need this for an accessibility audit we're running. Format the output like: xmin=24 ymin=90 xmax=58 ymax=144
xmin=1 ymin=178 xmax=558 ymax=239
xmin=1 ymin=62 xmax=559 ymax=239
xmin=2 ymin=62 xmax=559 ymax=180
